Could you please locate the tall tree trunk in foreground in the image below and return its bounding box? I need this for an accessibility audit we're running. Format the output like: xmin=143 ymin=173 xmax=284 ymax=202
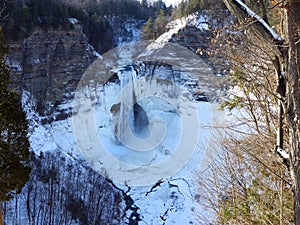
xmin=287 ymin=1 xmax=300 ymax=222
xmin=222 ymin=0 xmax=300 ymax=223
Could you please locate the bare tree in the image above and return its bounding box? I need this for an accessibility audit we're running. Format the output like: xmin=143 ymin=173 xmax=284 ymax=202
xmin=217 ymin=0 xmax=300 ymax=223
xmin=197 ymin=130 xmax=294 ymax=224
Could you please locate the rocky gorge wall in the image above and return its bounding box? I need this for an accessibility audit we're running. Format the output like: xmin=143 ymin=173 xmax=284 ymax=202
xmin=6 ymin=17 xmax=145 ymax=122
xmin=6 ymin=14 xmax=224 ymax=122
xmin=7 ymin=25 xmax=99 ymax=120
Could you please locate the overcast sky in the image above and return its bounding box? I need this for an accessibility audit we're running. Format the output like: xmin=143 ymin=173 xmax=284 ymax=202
xmin=145 ymin=0 xmax=183 ymax=7
xmin=163 ymin=0 xmax=183 ymax=7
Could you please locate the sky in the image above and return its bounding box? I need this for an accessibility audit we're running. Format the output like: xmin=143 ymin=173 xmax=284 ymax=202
xmin=163 ymin=0 xmax=182 ymax=7
xmin=145 ymin=0 xmax=183 ymax=7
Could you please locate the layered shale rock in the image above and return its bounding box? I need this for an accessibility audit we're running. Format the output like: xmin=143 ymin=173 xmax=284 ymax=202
xmin=7 ymin=25 xmax=99 ymax=119
xmin=169 ymin=25 xmax=212 ymax=57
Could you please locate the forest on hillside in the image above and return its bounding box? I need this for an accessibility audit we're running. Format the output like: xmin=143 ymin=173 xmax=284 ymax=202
xmin=1 ymin=0 xmax=166 ymax=52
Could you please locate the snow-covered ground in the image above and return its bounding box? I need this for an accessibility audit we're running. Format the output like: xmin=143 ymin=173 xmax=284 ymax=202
xmin=158 ymin=13 xmax=209 ymax=45
xmin=24 ymin=63 xmax=225 ymax=225
xmin=24 ymin=92 xmax=225 ymax=225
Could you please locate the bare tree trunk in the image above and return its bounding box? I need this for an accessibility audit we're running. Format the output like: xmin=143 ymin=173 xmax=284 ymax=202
xmin=291 ymin=133 xmax=300 ymax=224
xmin=285 ymin=1 xmax=300 ymax=224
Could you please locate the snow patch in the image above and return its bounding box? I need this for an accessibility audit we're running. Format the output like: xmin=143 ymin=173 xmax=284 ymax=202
xmin=7 ymin=59 xmax=23 ymax=72
xmin=68 ymin=17 xmax=80 ymax=25
xmin=86 ymin=45 xmax=101 ymax=58
xmin=188 ymin=13 xmax=209 ymax=30
xmin=157 ymin=18 xmax=189 ymax=44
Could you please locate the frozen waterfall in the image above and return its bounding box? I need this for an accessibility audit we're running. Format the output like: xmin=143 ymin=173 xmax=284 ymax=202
xmin=73 ymin=59 xmax=216 ymax=186
xmin=108 ymin=63 xmax=182 ymax=150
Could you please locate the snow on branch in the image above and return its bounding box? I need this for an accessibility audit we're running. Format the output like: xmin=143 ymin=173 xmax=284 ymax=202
xmin=233 ymin=0 xmax=284 ymax=42
xmin=276 ymin=146 xmax=290 ymax=159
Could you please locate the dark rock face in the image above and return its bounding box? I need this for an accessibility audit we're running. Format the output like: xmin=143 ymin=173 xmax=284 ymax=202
xmin=169 ymin=26 xmax=213 ymax=57
xmin=7 ymin=28 xmax=99 ymax=116
xmin=133 ymin=103 xmax=149 ymax=133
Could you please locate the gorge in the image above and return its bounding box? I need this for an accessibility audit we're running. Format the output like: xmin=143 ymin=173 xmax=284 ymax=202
xmin=3 ymin=7 xmax=226 ymax=225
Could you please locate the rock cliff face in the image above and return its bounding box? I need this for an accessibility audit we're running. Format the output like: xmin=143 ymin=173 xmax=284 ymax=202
xmin=7 ymin=26 xmax=99 ymax=119
xmin=168 ymin=13 xmax=228 ymax=76
xmin=170 ymin=25 xmax=212 ymax=56
xmin=6 ymin=14 xmax=223 ymax=121
xmin=7 ymin=17 xmax=144 ymax=121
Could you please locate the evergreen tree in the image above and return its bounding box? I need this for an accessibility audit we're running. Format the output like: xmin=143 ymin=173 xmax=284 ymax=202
xmin=141 ymin=10 xmax=167 ymax=40
xmin=154 ymin=9 xmax=167 ymax=37
xmin=141 ymin=16 xmax=155 ymax=40
xmin=0 ymin=26 xmax=31 ymax=202
xmin=172 ymin=0 xmax=225 ymax=18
